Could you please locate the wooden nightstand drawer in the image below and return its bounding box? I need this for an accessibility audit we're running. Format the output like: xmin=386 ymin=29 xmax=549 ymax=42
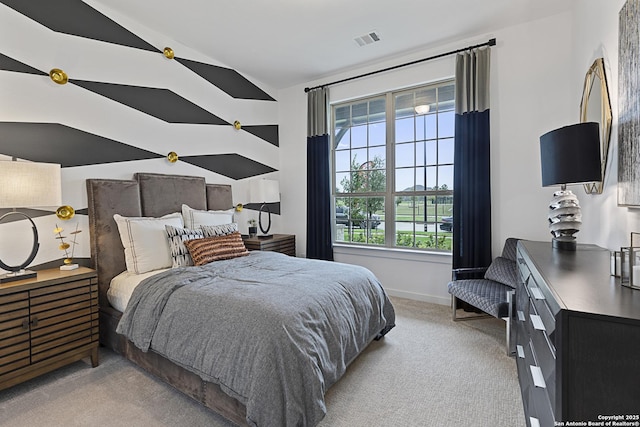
xmin=243 ymin=234 xmax=296 ymax=256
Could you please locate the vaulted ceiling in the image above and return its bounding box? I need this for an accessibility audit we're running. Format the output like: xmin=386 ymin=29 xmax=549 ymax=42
xmin=94 ymin=0 xmax=573 ymax=90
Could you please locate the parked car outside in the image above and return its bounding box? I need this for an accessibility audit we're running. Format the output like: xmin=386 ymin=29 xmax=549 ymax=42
xmin=335 ymin=205 xmax=381 ymax=229
xmin=439 ymin=215 xmax=453 ymax=232
xmin=423 ymin=213 xmax=453 ymax=232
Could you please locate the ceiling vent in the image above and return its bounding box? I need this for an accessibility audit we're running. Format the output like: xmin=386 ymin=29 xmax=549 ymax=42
xmin=354 ymin=31 xmax=381 ymax=47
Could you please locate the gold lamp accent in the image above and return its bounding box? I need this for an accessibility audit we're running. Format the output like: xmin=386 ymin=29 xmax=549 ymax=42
xmin=56 ymin=205 xmax=75 ymax=220
xmin=49 ymin=68 xmax=68 ymax=85
xmin=167 ymin=151 xmax=179 ymax=163
xmin=233 ymin=121 xmax=242 ymax=130
xmin=54 ymin=222 xmax=82 ymax=270
xmin=163 ymin=47 xmax=175 ymax=59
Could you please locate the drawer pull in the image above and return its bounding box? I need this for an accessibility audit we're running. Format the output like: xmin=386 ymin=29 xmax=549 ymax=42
xmin=517 ymin=310 xmax=525 ymax=322
xmin=516 ymin=345 xmax=525 ymax=359
xmin=529 ymin=417 xmax=540 ymax=427
xmin=22 ymin=319 xmax=29 ymax=330
xmin=530 ymin=314 xmax=545 ymax=331
xmin=530 ymin=365 xmax=546 ymax=388
xmin=530 ymin=287 xmax=545 ymax=300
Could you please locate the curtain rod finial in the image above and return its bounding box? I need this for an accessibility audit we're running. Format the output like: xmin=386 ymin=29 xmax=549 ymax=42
xmin=488 ymin=38 xmax=496 ymax=46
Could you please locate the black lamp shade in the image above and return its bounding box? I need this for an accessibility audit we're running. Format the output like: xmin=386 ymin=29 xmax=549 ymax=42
xmin=540 ymin=122 xmax=601 ymax=187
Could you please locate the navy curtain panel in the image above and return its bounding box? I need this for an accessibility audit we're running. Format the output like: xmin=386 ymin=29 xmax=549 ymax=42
xmin=452 ymin=47 xmax=492 ymax=270
xmin=306 ymin=87 xmax=333 ymax=261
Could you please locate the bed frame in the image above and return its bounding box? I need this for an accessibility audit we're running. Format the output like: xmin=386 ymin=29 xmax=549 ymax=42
xmin=86 ymin=172 xmax=247 ymax=425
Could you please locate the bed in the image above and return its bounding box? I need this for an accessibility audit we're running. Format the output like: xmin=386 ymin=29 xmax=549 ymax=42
xmin=86 ymin=172 xmax=395 ymax=426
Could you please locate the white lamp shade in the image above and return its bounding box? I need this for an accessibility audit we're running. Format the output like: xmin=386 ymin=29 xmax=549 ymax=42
xmin=249 ymin=179 xmax=280 ymax=203
xmin=0 ymin=161 xmax=62 ymax=208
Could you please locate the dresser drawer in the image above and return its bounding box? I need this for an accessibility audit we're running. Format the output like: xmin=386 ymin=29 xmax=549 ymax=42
xmin=527 ymin=320 xmax=556 ymax=412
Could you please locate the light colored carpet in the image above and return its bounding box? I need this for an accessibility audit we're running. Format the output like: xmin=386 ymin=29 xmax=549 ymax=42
xmin=0 ymin=297 xmax=524 ymax=426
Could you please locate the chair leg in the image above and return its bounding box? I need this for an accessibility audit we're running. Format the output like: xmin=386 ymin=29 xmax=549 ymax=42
xmin=452 ymin=295 xmax=458 ymax=321
xmin=451 ymin=296 xmax=491 ymax=322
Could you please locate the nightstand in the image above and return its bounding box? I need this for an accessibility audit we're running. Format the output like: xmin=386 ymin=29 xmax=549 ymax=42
xmin=0 ymin=266 xmax=99 ymax=391
xmin=242 ymin=234 xmax=296 ymax=256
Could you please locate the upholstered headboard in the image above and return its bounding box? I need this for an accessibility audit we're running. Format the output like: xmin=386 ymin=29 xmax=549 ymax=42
xmin=86 ymin=172 xmax=232 ymax=309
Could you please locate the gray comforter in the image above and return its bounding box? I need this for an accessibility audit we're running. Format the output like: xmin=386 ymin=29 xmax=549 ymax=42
xmin=116 ymin=251 xmax=395 ymax=427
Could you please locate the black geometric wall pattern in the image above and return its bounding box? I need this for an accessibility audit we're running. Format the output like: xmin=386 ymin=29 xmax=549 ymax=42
xmin=0 ymin=53 xmax=46 ymax=76
xmin=0 ymin=122 xmax=160 ymax=167
xmin=243 ymin=125 xmax=279 ymax=147
xmin=0 ymin=0 xmax=159 ymax=53
xmin=181 ymin=154 xmax=277 ymax=180
xmin=71 ymin=80 xmax=229 ymax=125
xmin=0 ymin=208 xmax=55 ymax=222
xmin=176 ymin=57 xmax=276 ymax=101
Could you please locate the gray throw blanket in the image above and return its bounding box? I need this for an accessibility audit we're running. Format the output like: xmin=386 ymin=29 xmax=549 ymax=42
xmin=116 ymin=251 xmax=395 ymax=427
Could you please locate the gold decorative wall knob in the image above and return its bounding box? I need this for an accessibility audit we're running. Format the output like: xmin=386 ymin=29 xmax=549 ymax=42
xmin=233 ymin=120 xmax=242 ymax=130
xmin=167 ymin=151 xmax=179 ymax=163
xmin=163 ymin=47 xmax=175 ymax=59
xmin=56 ymin=205 xmax=75 ymax=220
xmin=235 ymin=203 xmax=243 ymax=212
xmin=49 ymin=68 xmax=68 ymax=85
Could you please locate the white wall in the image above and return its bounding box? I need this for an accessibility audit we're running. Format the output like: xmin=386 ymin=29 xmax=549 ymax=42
xmin=571 ymin=0 xmax=640 ymax=250
xmin=279 ymin=11 xmax=581 ymax=304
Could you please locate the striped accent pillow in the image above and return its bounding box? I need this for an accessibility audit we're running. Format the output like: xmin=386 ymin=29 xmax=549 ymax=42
xmin=165 ymin=225 xmax=204 ymax=267
xmin=200 ymin=222 xmax=238 ymax=237
xmin=183 ymin=232 xmax=249 ymax=266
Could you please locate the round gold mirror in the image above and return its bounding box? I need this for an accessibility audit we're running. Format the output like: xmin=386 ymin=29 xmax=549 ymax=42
xmin=580 ymin=58 xmax=612 ymax=194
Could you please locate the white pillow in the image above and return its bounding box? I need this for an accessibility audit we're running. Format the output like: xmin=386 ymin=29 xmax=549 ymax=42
xmin=113 ymin=212 xmax=183 ymax=274
xmin=181 ymin=204 xmax=234 ymax=229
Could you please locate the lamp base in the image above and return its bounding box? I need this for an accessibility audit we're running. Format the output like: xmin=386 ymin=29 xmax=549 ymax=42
xmin=258 ymin=234 xmax=273 ymax=239
xmin=0 ymin=269 xmax=37 ymax=284
xmin=552 ymin=237 xmax=577 ymax=251
xmin=60 ymin=264 xmax=79 ymax=271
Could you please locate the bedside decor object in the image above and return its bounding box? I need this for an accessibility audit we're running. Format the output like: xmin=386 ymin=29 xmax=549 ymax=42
xmin=49 ymin=68 xmax=68 ymax=85
xmin=248 ymin=219 xmax=257 ymax=237
xmin=54 ymin=224 xmax=81 ymax=270
xmin=233 ymin=120 xmax=242 ymax=130
xmin=580 ymin=58 xmax=612 ymax=194
xmin=163 ymin=47 xmax=175 ymax=59
xmin=540 ymin=122 xmax=601 ymax=250
xmin=0 ymin=160 xmax=62 ymax=283
xmin=167 ymin=151 xmax=179 ymax=163
xmin=249 ymin=179 xmax=280 ymax=237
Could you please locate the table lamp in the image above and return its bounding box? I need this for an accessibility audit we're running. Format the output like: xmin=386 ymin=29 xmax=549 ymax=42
xmin=249 ymin=179 xmax=280 ymax=238
xmin=0 ymin=160 xmax=62 ymax=282
xmin=540 ymin=122 xmax=601 ymax=250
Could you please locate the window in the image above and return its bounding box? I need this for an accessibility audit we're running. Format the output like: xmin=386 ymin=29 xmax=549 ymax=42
xmin=332 ymin=80 xmax=454 ymax=251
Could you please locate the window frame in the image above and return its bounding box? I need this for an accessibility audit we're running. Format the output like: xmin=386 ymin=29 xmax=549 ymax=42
xmin=331 ymin=79 xmax=455 ymax=252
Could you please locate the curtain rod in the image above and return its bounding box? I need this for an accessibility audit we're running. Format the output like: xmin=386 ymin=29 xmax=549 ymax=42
xmin=304 ymin=38 xmax=496 ymax=93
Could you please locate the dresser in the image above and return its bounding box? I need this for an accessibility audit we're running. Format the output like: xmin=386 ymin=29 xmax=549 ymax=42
xmin=242 ymin=234 xmax=296 ymax=256
xmin=0 ymin=267 xmax=99 ymax=391
xmin=515 ymin=241 xmax=640 ymax=426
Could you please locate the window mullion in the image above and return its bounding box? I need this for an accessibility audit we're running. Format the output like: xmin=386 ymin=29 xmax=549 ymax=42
xmin=385 ymin=92 xmax=394 ymax=247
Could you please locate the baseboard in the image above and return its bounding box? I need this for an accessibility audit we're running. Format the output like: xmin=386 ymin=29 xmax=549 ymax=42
xmin=385 ymin=289 xmax=449 ymax=306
